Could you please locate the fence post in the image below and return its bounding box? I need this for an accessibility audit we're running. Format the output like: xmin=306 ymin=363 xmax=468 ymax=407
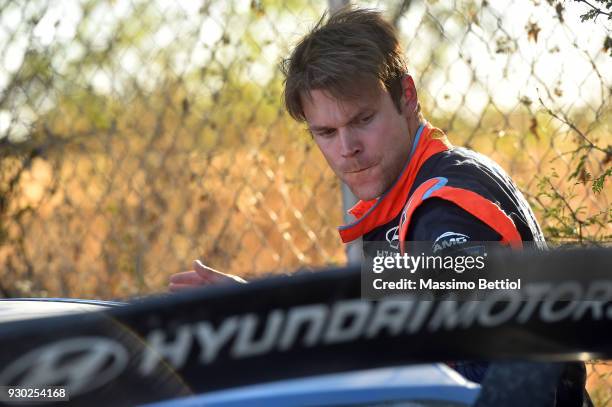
xmin=326 ymin=0 xmax=362 ymax=266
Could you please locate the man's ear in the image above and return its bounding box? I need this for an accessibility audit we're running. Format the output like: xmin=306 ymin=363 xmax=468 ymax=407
xmin=401 ymin=75 xmax=418 ymax=113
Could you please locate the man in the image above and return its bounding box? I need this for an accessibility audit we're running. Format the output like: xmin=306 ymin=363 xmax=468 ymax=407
xmin=170 ymin=8 xmax=541 ymax=290
xmin=169 ymin=7 xmax=590 ymax=405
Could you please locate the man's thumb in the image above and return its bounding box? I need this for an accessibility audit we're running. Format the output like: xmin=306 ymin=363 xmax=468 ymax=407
xmin=193 ymin=260 xmax=247 ymax=283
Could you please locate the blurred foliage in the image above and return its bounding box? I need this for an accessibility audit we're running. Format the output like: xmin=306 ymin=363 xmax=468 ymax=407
xmin=0 ymin=0 xmax=609 ymax=297
xmin=572 ymin=0 xmax=612 ymax=24
xmin=0 ymin=0 xmax=610 ymax=401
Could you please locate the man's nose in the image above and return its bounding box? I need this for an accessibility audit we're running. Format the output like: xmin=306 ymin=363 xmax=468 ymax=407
xmin=339 ymin=128 xmax=362 ymax=158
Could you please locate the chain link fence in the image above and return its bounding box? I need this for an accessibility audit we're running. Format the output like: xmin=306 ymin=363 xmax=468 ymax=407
xmin=0 ymin=0 xmax=610 ymax=403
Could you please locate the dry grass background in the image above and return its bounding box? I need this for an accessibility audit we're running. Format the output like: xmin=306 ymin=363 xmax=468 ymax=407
xmin=0 ymin=0 xmax=610 ymax=403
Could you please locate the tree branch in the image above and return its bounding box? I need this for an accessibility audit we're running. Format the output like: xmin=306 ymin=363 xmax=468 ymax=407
xmin=537 ymin=93 xmax=607 ymax=154
xmin=574 ymin=0 xmax=612 ymax=20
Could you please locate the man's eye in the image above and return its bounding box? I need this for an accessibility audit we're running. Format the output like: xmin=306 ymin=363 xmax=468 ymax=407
xmin=317 ymin=129 xmax=336 ymax=138
xmin=360 ymin=114 xmax=374 ymax=124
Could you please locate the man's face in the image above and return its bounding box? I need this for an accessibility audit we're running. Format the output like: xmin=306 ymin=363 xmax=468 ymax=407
xmin=302 ymin=86 xmax=413 ymax=201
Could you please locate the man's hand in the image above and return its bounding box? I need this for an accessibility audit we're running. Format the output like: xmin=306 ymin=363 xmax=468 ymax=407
xmin=168 ymin=260 xmax=246 ymax=292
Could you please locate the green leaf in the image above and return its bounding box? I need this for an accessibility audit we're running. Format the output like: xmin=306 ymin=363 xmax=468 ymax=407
xmin=592 ymin=168 xmax=612 ymax=193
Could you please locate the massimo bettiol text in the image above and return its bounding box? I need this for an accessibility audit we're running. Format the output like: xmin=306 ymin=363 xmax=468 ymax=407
xmin=371 ymin=251 xmax=519 ymax=289
xmin=360 ymin=241 xmax=529 ymax=300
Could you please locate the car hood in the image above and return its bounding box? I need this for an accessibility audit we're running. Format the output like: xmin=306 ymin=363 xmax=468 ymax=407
xmin=0 ymin=298 xmax=124 ymax=323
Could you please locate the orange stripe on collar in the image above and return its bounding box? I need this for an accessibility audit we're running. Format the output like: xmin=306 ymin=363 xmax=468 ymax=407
xmin=347 ymin=199 xmax=376 ymax=219
xmin=398 ymin=184 xmax=523 ymax=255
xmin=338 ymin=123 xmax=451 ymax=243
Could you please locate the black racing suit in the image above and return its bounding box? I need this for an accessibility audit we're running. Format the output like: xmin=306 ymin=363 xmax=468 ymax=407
xmin=338 ymin=123 xmax=591 ymax=406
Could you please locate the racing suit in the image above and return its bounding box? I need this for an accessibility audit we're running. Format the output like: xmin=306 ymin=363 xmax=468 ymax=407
xmin=338 ymin=122 xmax=590 ymax=406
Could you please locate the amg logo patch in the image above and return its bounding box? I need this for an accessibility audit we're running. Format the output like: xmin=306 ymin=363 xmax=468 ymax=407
xmin=432 ymin=231 xmax=469 ymax=253
xmin=386 ymin=226 xmax=400 ymax=250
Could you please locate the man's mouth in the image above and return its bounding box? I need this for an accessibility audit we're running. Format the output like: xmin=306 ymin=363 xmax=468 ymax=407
xmin=345 ymin=164 xmax=375 ymax=174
